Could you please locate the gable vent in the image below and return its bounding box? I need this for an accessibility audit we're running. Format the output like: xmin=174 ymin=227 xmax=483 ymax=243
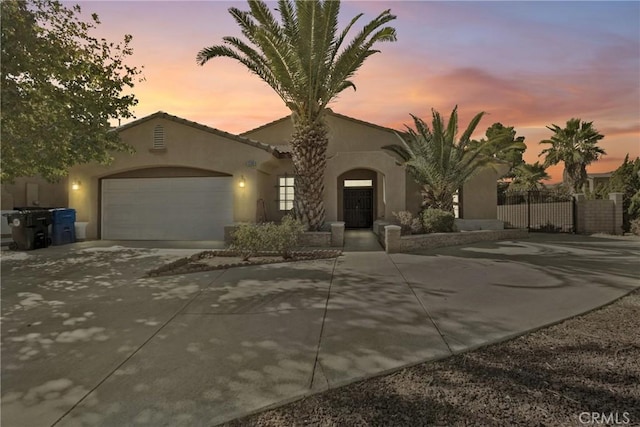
xmin=153 ymin=125 xmax=165 ymax=149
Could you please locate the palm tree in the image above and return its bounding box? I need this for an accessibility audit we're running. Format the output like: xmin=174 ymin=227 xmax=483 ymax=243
xmin=196 ymin=0 xmax=397 ymax=230
xmin=508 ymin=162 xmax=550 ymax=191
xmin=539 ymin=118 xmax=606 ymax=193
xmin=382 ymin=107 xmax=526 ymax=212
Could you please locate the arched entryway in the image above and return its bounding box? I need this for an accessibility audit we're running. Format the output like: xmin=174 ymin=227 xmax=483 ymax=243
xmin=337 ymin=169 xmax=378 ymax=229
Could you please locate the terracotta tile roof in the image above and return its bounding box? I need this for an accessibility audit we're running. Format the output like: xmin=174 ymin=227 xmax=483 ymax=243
xmin=239 ymin=109 xmax=403 ymax=136
xmin=326 ymin=109 xmax=402 ymax=134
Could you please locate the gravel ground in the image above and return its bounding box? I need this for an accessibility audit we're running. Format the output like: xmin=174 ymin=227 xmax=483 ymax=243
xmin=226 ymin=289 xmax=640 ymax=427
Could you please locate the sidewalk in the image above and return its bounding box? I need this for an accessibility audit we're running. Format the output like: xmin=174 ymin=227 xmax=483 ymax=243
xmin=1 ymin=234 xmax=638 ymax=426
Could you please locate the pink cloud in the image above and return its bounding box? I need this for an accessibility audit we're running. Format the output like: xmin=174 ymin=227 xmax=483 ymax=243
xmin=83 ymin=0 xmax=637 ymax=185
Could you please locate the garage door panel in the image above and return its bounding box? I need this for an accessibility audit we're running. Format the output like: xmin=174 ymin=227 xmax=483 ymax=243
xmin=102 ymin=177 xmax=233 ymax=240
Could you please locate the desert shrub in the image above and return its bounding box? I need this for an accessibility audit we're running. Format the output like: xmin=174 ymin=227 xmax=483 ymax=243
xmin=231 ymin=216 xmax=304 ymax=261
xmin=630 ymin=218 xmax=640 ymax=236
xmin=392 ymin=211 xmax=415 ymax=235
xmin=410 ymin=217 xmax=424 ymax=234
xmin=273 ymin=215 xmax=305 ymax=259
xmin=421 ymin=208 xmax=455 ymax=233
xmin=231 ymin=223 xmax=270 ymax=261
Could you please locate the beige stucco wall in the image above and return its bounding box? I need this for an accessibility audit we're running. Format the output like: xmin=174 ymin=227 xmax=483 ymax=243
xmin=255 ymin=157 xmax=294 ymax=222
xmin=587 ymin=176 xmax=610 ymax=193
xmin=325 ymin=152 xmax=405 ymax=221
xmin=404 ymin=172 xmax=423 ymax=215
xmin=245 ymin=111 xmax=505 ymax=222
xmin=244 ymin=112 xmax=407 ymax=223
xmin=337 ymin=169 xmax=379 ymax=221
xmin=68 ymin=116 xmax=276 ymax=239
xmin=398 ymin=167 xmax=503 ymax=220
xmin=1 ymin=177 xmax=69 ymax=210
xmin=4 ymin=110 xmax=505 ymax=238
xmin=243 ymin=118 xmax=292 ymax=147
xmin=461 ymin=165 xmax=507 ymax=219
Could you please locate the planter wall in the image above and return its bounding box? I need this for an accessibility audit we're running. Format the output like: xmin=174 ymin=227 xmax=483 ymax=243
xmin=574 ymin=193 xmax=623 ymax=235
xmin=383 ymin=226 xmax=529 ymax=253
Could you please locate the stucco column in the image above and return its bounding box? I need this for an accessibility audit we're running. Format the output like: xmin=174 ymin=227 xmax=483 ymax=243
xmin=609 ymin=192 xmax=624 ymax=235
xmin=385 ymin=225 xmax=401 ymax=254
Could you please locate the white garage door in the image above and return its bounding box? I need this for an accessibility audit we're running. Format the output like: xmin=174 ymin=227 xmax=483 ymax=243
xmin=101 ymin=177 xmax=233 ymax=240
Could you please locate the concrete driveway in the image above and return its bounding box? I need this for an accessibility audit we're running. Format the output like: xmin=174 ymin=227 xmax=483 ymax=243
xmin=1 ymin=234 xmax=638 ymax=426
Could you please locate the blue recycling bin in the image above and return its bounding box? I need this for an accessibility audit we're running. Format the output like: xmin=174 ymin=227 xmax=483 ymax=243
xmin=50 ymin=208 xmax=76 ymax=245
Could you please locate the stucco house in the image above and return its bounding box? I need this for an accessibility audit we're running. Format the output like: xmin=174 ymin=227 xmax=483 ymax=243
xmin=585 ymin=171 xmax=613 ymax=193
xmin=2 ymin=110 xmax=503 ymax=241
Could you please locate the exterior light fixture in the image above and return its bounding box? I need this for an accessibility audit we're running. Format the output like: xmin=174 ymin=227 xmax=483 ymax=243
xmin=239 ymin=175 xmax=246 ymax=188
xmin=72 ymin=180 xmax=81 ymax=191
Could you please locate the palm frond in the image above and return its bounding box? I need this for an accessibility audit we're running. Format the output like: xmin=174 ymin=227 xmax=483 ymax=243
xmin=329 ymin=13 xmax=363 ymax=65
xmin=198 ymin=1 xmax=396 ymax=125
xmin=458 ymin=111 xmax=485 ymax=148
xmin=327 ymin=9 xmax=396 ymax=101
xmin=538 ymin=117 xmax=606 ymax=191
xmin=381 ymin=143 xmax=411 ymax=162
xmin=388 ymin=107 xmax=516 ymax=211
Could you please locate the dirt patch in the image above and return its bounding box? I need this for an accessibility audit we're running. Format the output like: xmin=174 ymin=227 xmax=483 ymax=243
xmin=146 ymin=249 xmax=342 ymax=277
xmin=226 ymin=289 xmax=640 ymax=427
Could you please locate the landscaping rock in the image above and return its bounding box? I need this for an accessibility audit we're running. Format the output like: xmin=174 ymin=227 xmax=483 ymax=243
xmin=145 ymin=249 xmax=342 ymax=277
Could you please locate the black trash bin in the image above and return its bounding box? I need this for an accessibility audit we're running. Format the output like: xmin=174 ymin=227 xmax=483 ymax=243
xmin=50 ymin=208 xmax=76 ymax=245
xmin=4 ymin=210 xmax=52 ymax=250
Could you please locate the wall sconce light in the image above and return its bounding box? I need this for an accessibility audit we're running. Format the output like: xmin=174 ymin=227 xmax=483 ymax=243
xmin=72 ymin=180 xmax=81 ymax=191
xmin=238 ymin=175 xmax=246 ymax=188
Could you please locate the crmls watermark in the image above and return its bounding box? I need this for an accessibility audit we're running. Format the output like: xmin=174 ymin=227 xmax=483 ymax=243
xmin=579 ymin=412 xmax=631 ymax=425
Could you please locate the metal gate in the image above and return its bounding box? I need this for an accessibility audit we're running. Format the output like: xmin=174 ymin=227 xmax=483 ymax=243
xmin=497 ymin=190 xmax=575 ymax=233
xmin=343 ymin=188 xmax=373 ymax=228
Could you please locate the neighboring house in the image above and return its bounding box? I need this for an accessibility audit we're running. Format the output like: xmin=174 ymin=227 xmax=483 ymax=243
xmin=2 ymin=110 xmax=503 ymax=241
xmin=586 ymin=171 xmax=613 ymax=193
xmin=1 ymin=177 xmax=69 ymax=210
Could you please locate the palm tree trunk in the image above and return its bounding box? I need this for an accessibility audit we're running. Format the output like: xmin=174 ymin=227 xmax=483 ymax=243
xmin=290 ymin=119 xmax=328 ymax=231
xmin=421 ymin=187 xmax=455 ymax=212
xmin=564 ymin=163 xmax=585 ymax=193
xmin=434 ymin=191 xmax=455 ymax=212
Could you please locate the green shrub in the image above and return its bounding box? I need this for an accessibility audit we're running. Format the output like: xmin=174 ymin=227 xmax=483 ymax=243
xmin=629 ymin=190 xmax=640 ymax=222
xmin=421 ymin=208 xmax=455 ymax=233
xmin=630 ymin=218 xmax=640 ymax=236
xmin=231 ymin=215 xmax=304 ymax=261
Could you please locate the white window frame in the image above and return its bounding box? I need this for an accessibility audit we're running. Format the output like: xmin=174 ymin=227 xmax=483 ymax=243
xmin=344 ymin=179 xmax=373 ymax=188
xmin=278 ymin=174 xmax=295 ymax=211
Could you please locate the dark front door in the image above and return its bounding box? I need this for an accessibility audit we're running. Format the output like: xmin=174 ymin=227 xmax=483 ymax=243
xmin=343 ymin=188 xmax=373 ymax=228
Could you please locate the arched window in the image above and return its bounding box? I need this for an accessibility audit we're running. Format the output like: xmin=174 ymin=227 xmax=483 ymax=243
xmin=153 ymin=125 xmax=165 ymax=149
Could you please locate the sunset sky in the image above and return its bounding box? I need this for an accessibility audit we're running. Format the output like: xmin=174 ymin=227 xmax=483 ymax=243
xmin=77 ymin=1 xmax=640 ymax=182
